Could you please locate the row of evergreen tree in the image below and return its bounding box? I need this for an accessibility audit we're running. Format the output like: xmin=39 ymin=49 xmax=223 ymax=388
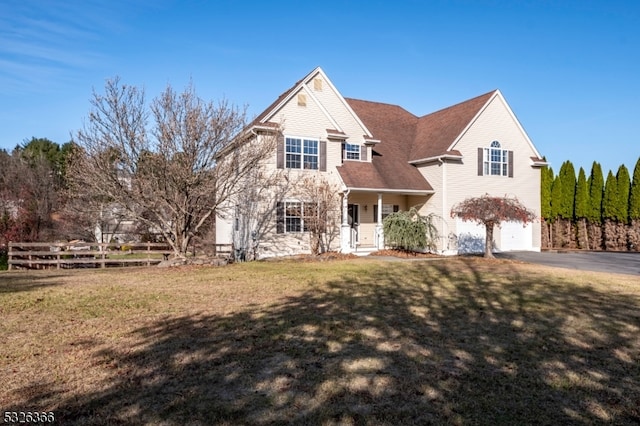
xmin=541 ymin=157 xmax=640 ymax=251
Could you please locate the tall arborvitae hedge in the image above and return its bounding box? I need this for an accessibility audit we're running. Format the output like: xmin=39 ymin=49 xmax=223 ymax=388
xmin=616 ymin=165 xmax=630 ymax=224
xmin=603 ymin=171 xmax=618 ymax=220
xmin=575 ymin=167 xmax=589 ymax=219
xmin=629 ymin=158 xmax=640 ymax=250
xmin=558 ymin=161 xmax=576 ymax=220
xmin=603 ymin=170 xmax=619 ymax=250
xmin=574 ymin=167 xmax=590 ymax=248
xmin=616 ymin=165 xmax=631 ymax=249
xmin=556 ymin=161 xmax=577 ymax=246
xmin=542 ymin=158 xmax=640 ymax=251
xmin=540 ymin=165 xmax=554 ymax=248
xmin=550 ymin=174 xmax=562 ymax=221
xmin=630 ymin=158 xmax=640 ymax=221
xmin=587 ymin=162 xmax=604 ymax=224
xmin=540 ymin=165 xmax=553 ymax=221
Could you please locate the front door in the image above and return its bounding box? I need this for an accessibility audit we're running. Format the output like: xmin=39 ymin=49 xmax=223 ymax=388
xmin=348 ymin=204 xmax=360 ymax=244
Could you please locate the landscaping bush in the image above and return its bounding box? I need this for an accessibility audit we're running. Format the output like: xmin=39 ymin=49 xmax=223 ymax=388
xmin=383 ymin=207 xmax=438 ymax=252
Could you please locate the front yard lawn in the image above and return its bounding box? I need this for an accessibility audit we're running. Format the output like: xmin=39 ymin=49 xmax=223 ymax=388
xmin=1 ymin=257 xmax=639 ymax=425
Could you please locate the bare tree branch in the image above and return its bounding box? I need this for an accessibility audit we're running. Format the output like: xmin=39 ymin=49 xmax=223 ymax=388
xmin=67 ymin=77 xmax=273 ymax=257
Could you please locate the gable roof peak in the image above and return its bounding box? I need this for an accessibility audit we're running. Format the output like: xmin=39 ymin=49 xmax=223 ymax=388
xmin=344 ymin=97 xmax=417 ymax=116
xmin=251 ymin=66 xmax=326 ymax=126
xmin=418 ymin=89 xmax=498 ymax=119
xmin=255 ymin=67 xmax=374 ymax=138
xmin=407 ymin=90 xmax=497 ymax=163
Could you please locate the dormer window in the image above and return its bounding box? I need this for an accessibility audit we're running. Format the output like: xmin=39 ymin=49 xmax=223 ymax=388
xmin=345 ymin=143 xmax=360 ymax=160
xmin=480 ymin=141 xmax=513 ymax=177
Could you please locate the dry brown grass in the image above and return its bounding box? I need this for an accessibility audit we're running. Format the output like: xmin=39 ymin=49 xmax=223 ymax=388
xmin=1 ymin=258 xmax=639 ymax=425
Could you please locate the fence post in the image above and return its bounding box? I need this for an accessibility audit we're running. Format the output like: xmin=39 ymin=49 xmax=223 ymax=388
xmin=8 ymin=241 xmax=13 ymax=271
xmin=147 ymin=242 xmax=151 ymax=267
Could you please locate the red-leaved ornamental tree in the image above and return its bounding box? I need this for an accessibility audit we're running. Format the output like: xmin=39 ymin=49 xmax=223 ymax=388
xmin=451 ymin=194 xmax=537 ymax=258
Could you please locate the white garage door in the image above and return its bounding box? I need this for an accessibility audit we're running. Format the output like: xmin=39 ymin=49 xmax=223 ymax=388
xmin=500 ymin=221 xmax=532 ymax=251
xmin=455 ymin=218 xmax=485 ymax=254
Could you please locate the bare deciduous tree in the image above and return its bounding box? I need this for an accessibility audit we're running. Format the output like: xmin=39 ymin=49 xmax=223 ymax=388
xmin=68 ymin=77 xmax=274 ymax=257
xmin=230 ymin=166 xmax=293 ymax=261
xmin=296 ymin=175 xmax=341 ymax=255
xmin=451 ymin=194 xmax=537 ymax=258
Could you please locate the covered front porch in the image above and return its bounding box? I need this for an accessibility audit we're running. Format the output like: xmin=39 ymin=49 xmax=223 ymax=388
xmin=339 ymin=189 xmax=432 ymax=253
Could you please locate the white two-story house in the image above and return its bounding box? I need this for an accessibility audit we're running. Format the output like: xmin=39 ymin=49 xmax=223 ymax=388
xmin=216 ymin=67 xmax=546 ymax=258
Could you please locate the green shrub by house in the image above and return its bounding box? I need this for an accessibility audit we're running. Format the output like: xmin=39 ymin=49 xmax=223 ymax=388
xmin=383 ymin=207 xmax=438 ymax=252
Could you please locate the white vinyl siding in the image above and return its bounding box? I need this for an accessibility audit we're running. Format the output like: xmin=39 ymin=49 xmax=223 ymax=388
xmin=418 ymin=94 xmax=542 ymax=253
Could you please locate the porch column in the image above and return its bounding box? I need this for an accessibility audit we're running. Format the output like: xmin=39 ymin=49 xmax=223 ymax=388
xmin=340 ymin=190 xmax=352 ymax=253
xmin=376 ymin=193 xmax=384 ymax=249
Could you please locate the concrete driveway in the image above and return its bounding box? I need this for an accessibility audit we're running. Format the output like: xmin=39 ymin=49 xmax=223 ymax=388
xmin=496 ymin=251 xmax=640 ymax=276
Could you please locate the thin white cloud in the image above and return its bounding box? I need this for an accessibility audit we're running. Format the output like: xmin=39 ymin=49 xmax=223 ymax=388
xmin=0 ymin=0 xmax=125 ymax=95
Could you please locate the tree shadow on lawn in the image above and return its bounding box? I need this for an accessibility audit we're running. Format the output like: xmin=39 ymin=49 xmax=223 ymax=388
xmin=12 ymin=259 xmax=640 ymax=425
xmin=0 ymin=271 xmax=68 ymax=294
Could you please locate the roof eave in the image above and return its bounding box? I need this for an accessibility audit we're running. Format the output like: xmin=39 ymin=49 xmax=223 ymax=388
xmin=252 ymin=124 xmax=279 ymax=133
xmin=344 ymin=187 xmax=434 ymax=195
xmin=409 ymin=154 xmax=464 ymax=165
xmin=530 ymin=158 xmax=549 ymax=167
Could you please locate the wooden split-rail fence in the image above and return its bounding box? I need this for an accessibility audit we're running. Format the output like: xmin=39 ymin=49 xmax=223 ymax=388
xmin=7 ymin=242 xmax=232 ymax=270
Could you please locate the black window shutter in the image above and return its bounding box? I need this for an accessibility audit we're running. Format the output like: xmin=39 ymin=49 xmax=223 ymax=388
xmin=320 ymin=140 xmax=327 ymax=171
xmin=508 ymin=150 xmax=514 ymax=178
xmin=361 ymin=145 xmax=367 ymax=161
xmin=393 ymin=205 xmax=399 ymax=212
xmin=276 ymin=134 xmax=284 ymax=169
xmin=373 ymin=205 xmax=378 ymax=222
xmin=276 ymin=202 xmax=284 ymax=234
xmin=477 ymin=147 xmax=483 ymax=176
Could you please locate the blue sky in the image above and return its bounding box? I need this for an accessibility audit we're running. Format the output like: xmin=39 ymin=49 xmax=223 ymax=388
xmin=1 ymin=0 xmax=639 ymax=177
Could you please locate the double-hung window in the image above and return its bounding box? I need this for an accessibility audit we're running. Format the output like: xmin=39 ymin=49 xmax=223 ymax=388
xmin=285 ymin=137 xmax=318 ymax=170
xmin=285 ymin=201 xmax=302 ymax=232
xmin=483 ymin=141 xmax=509 ymax=176
xmin=280 ymin=201 xmax=320 ymax=233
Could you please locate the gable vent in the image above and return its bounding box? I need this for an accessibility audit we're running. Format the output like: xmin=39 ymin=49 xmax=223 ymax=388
xmin=313 ymin=78 xmax=323 ymax=91
xmin=297 ymin=93 xmax=307 ymax=106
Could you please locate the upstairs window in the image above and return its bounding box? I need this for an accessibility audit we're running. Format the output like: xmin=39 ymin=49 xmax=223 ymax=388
xmin=479 ymin=141 xmax=513 ymax=177
xmin=285 ymin=137 xmax=318 ymax=170
xmin=345 ymin=143 xmax=360 ymax=160
xmin=278 ymin=136 xmax=325 ymax=171
xmin=342 ymin=143 xmax=367 ymax=162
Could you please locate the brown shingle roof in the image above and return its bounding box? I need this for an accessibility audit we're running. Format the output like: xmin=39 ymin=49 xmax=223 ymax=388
xmin=341 ymin=99 xmax=432 ymax=192
xmin=251 ymin=76 xmax=305 ymax=126
xmin=411 ymin=91 xmax=496 ymax=162
xmin=339 ymin=91 xmax=496 ymax=191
